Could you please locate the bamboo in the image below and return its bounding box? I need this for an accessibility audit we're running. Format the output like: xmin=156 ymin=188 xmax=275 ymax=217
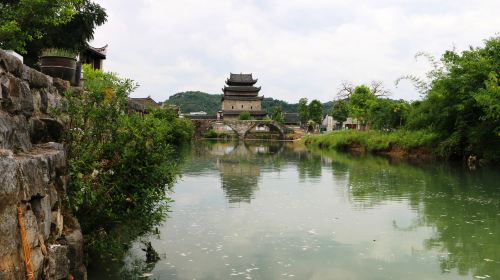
xmin=17 ymin=204 xmax=34 ymax=280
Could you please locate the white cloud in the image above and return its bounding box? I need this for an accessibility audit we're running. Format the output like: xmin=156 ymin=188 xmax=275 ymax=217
xmin=91 ymin=0 xmax=500 ymax=103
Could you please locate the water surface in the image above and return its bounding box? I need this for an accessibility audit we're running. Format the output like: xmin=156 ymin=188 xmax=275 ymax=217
xmin=90 ymin=140 xmax=500 ymax=279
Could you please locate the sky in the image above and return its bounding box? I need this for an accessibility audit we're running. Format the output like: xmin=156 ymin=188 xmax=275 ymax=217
xmin=91 ymin=0 xmax=500 ymax=103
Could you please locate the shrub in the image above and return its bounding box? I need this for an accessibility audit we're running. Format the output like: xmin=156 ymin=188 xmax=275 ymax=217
xmin=61 ymin=65 xmax=193 ymax=258
xmin=239 ymin=111 xmax=251 ymax=120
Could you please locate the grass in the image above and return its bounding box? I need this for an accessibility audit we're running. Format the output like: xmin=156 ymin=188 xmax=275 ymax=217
xmin=301 ymin=129 xmax=439 ymax=152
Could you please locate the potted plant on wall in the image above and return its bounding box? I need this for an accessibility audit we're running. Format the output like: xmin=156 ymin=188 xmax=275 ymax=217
xmin=39 ymin=48 xmax=77 ymax=82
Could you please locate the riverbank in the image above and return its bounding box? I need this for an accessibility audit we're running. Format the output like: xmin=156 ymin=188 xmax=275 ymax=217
xmin=302 ymin=130 xmax=439 ymax=161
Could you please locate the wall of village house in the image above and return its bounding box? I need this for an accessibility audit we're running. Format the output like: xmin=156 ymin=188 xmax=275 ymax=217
xmin=222 ymin=100 xmax=262 ymax=111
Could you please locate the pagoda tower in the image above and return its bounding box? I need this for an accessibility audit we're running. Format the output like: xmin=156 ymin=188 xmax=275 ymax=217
xmin=221 ymin=73 xmax=267 ymax=120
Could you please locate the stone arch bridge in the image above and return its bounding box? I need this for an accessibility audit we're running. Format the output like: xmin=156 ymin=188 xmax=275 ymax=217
xmin=192 ymin=120 xmax=287 ymax=140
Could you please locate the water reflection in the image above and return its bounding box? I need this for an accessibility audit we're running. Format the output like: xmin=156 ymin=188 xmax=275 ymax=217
xmin=89 ymin=140 xmax=500 ymax=279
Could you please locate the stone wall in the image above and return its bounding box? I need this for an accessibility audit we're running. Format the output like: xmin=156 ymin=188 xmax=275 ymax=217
xmin=0 ymin=50 xmax=86 ymax=280
xmin=221 ymin=99 xmax=262 ymax=111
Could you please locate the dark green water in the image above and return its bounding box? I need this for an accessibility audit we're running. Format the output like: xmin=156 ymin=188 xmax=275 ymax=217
xmin=89 ymin=140 xmax=500 ymax=279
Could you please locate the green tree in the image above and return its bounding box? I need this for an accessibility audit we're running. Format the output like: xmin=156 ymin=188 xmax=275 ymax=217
xmin=0 ymin=0 xmax=77 ymax=52
xmin=308 ymin=99 xmax=324 ymax=124
xmin=404 ymin=36 xmax=500 ymax=161
xmin=331 ymin=99 xmax=349 ymax=128
xmin=369 ymin=99 xmax=410 ymax=130
xmin=271 ymin=106 xmax=284 ymax=123
xmin=298 ymin=97 xmax=309 ymax=125
xmin=239 ymin=111 xmax=251 ymax=120
xmin=348 ymin=85 xmax=376 ymax=129
xmin=0 ymin=0 xmax=107 ymax=66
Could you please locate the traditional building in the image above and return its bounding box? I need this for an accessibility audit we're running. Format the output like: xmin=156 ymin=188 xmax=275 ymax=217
xmin=221 ymin=73 xmax=267 ymax=120
xmin=80 ymin=45 xmax=107 ymax=70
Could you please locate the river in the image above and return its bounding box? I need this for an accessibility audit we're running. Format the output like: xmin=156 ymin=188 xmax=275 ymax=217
xmin=89 ymin=140 xmax=500 ymax=279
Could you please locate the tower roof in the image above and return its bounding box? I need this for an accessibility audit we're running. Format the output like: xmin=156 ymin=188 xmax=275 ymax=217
xmin=226 ymin=73 xmax=258 ymax=85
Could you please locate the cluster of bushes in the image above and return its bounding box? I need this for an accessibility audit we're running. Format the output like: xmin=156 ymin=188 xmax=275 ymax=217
xmin=60 ymin=65 xmax=193 ymax=257
xmin=303 ymin=130 xmax=438 ymax=152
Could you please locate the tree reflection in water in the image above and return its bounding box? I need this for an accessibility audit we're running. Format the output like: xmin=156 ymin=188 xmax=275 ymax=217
xmin=310 ymin=148 xmax=500 ymax=279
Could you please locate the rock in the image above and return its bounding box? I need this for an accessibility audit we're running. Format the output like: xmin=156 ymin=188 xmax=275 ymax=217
xmin=0 ymin=154 xmax=17 ymax=199
xmin=66 ymin=227 xmax=87 ymax=280
xmin=24 ymin=208 xmax=40 ymax=249
xmin=0 ymin=206 xmax=20 ymax=258
xmin=31 ymin=88 xmax=49 ymax=115
xmin=48 ymin=244 xmax=69 ymax=280
xmin=52 ymin=78 xmax=70 ymax=94
xmin=0 ymin=49 xmax=24 ymax=78
xmin=31 ymin=196 xmax=52 ymax=239
xmin=0 ymin=74 xmax=34 ymax=117
xmin=22 ymin=65 xmax=50 ymax=88
xmin=51 ymin=209 xmax=64 ymax=237
xmin=0 ymin=112 xmax=32 ymax=152
xmin=30 ymin=247 xmax=44 ymax=279
xmin=16 ymin=145 xmax=66 ymax=201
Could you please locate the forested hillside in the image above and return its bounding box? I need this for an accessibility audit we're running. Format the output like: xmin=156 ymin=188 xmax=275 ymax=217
xmin=165 ymin=91 xmax=332 ymax=114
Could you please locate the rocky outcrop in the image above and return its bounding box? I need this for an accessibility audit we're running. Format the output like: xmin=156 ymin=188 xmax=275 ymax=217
xmin=0 ymin=49 xmax=86 ymax=280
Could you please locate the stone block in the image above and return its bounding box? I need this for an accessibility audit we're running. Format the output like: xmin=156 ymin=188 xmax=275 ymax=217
xmin=48 ymin=244 xmax=69 ymax=280
xmin=22 ymin=65 xmax=51 ymax=88
xmin=0 ymin=74 xmax=34 ymax=117
xmin=31 ymin=195 xmax=52 ymax=239
xmin=52 ymin=78 xmax=70 ymax=94
xmin=17 ymin=157 xmax=50 ymax=201
xmin=24 ymin=208 xmax=40 ymax=249
xmin=66 ymin=227 xmax=86 ymax=280
xmin=30 ymin=247 xmax=44 ymax=279
xmin=0 ymin=154 xmax=17 ymax=199
xmin=31 ymin=88 xmax=50 ymax=115
xmin=0 ymin=49 xmax=24 ymax=78
xmin=0 ymin=112 xmax=32 ymax=152
xmin=0 ymin=254 xmax=22 ymax=280
xmin=0 ymin=206 xmax=21 ymax=257
xmin=51 ymin=209 xmax=64 ymax=238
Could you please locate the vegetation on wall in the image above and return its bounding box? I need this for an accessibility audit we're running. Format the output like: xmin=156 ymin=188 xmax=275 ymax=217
xmin=61 ymin=65 xmax=193 ymax=258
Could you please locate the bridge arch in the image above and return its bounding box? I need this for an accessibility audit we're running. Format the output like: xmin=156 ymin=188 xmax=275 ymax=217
xmin=194 ymin=119 xmax=287 ymax=140
xmin=242 ymin=121 xmax=285 ymax=140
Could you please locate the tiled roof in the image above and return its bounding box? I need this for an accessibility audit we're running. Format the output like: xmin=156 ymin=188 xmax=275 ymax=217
xmin=223 ymin=86 xmax=261 ymax=93
xmin=226 ymin=73 xmax=257 ymax=85
xmin=222 ymin=96 xmax=263 ymax=101
xmin=222 ymin=110 xmax=267 ymax=116
xmin=284 ymin=113 xmax=300 ymax=124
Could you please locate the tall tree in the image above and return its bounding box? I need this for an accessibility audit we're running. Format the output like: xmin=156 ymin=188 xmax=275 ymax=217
xmin=348 ymin=85 xmax=376 ymax=128
xmin=271 ymin=106 xmax=284 ymax=123
xmin=308 ymin=99 xmax=324 ymax=124
xmin=330 ymin=99 xmax=349 ymax=128
xmin=338 ymin=80 xmax=390 ymax=98
xmin=298 ymin=98 xmax=309 ymax=125
xmin=0 ymin=0 xmax=107 ymax=66
xmin=403 ymin=36 xmax=500 ymax=161
xmin=0 ymin=0 xmax=77 ymax=53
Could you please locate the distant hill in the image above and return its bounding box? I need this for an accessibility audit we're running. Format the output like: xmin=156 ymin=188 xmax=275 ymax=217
xmin=165 ymin=91 xmax=332 ymax=115
xmin=165 ymin=91 xmax=222 ymax=115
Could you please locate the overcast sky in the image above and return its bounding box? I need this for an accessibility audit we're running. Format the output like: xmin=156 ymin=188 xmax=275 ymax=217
xmin=91 ymin=0 xmax=499 ymax=103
